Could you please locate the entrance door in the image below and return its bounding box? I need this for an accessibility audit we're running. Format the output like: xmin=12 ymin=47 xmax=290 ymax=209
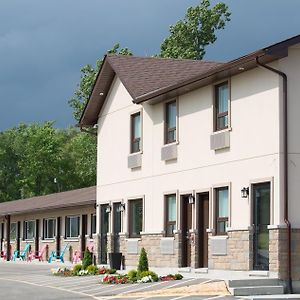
xmin=113 ymin=203 xmax=122 ymax=253
xmin=100 ymin=204 xmax=109 ymax=264
xmin=181 ymin=195 xmax=193 ymax=267
xmin=16 ymin=221 xmax=21 ymax=255
xmin=253 ymin=182 xmax=270 ymax=270
xmin=197 ymin=193 xmax=209 ymax=268
xmin=56 ymin=217 xmax=61 ymax=255
xmin=81 ymin=215 xmax=87 ymax=253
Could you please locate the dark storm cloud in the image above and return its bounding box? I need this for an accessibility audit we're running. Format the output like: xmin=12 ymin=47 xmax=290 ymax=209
xmin=0 ymin=0 xmax=300 ymax=130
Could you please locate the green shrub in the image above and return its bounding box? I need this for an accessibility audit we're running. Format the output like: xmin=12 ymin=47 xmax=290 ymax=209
xmin=87 ymin=265 xmax=98 ymax=275
xmin=137 ymin=247 xmax=149 ymax=273
xmin=127 ymin=269 xmax=138 ymax=282
xmin=82 ymin=248 xmax=93 ymax=270
xmin=107 ymin=268 xmax=117 ymax=274
xmin=72 ymin=264 xmax=83 ymax=275
xmin=175 ymin=273 xmax=183 ymax=280
xmin=138 ymin=270 xmax=158 ymax=282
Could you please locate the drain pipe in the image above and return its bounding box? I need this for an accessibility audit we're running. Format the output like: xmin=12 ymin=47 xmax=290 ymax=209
xmin=256 ymin=57 xmax=292 ymax=294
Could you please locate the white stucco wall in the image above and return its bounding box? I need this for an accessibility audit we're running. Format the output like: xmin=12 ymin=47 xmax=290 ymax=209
xmin=97 ymin=62 xmax=284 ymax=234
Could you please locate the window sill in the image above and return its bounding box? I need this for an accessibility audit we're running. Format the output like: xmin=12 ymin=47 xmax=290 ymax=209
xmin=65 ymin=238 xmax=79 ymax=242
xmin=128 ymin=150 xmax=143 ymax=156
xmin=41 ymin=239 xmax=55 ymax=243
xmin=212 ymin=126 xmax=232 ymax=135
xmin=163 ymin=140 xmax=179 ymax=147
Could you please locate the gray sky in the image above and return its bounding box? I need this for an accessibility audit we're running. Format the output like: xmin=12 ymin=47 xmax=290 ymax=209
xmin=0 ymin=0 xmax=299 ymax=131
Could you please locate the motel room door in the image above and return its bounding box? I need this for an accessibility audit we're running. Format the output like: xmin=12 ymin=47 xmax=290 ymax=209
xmin=252 ymin=182 xmax=270 ymax=270
xmin=100 ymin=204 xmax=109 ymax=264
xmin=197 ymin=193 xmax=209 ymax=268
xmin=113 ymin=203 xmax=122 ymax=253
xmin=181 ymin=194 xmax=193 ymax=267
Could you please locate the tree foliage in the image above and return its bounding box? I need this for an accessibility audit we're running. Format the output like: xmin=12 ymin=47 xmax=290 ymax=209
xmin=68 ymin=44 xmax=132 ymax=122
xmin=160 ymin=0 xmax=231 ymax=60
xmin=0 ymin=123 xmax=96 ymax=202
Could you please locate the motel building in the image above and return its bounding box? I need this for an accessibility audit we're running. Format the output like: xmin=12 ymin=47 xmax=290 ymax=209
xmin=0 ymin=186 xmax=96 ymax=262
xmin=79 ymin=34 xmax=300 ymax=290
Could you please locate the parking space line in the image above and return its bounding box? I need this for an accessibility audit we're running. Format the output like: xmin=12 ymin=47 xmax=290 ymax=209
xmin=164 ymin=278 xmax=199 ymax=289
xmin=202 ymin=296 xmax=226 ymax=300
xmin=120 ymin=281 xmax=167 ymax=295
xmin=91 ymin=283 xmax=146 ymax=296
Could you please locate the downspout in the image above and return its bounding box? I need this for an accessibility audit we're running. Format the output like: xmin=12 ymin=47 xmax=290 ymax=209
xmin=256 ymin=57 xmax=292 ymax=294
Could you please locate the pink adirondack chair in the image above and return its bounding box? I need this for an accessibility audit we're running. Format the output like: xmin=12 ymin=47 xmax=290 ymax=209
xmin=28 ymin=244 xmax=48 ymax=262
xmin=87 ymin=241 xmax=94 ymax=253
xmin=72 ymin=250 xmax=81 ymax=264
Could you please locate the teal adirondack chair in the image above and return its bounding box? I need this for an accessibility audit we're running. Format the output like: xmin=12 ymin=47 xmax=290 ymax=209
xmin=48 ymin=243 xmax=69 ymax=263
xmin=13 ymin=243 xmax=30 ymax=261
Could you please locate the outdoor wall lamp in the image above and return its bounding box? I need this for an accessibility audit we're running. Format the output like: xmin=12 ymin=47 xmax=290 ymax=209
xmin=105 ymin=205 xmax=112 ymax=213
xmin=116 ymin=203 xmax=126 ymax=213
xmin=188 ymin=195 xmax=195 ymax=204
xmin=241 ymin=187 xmax=249 ymax=198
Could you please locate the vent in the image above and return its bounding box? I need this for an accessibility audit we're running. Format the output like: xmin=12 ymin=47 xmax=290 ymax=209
xmin=160 ymin=238 xmax=174 ymax=254
xmin=127 ymin=239 xmax=139 ymax=254
xmin=161 ymin=143 xmax=177 ymax=161
xmin=210 ymin=131 xmax=230 ymax=150
xmin=128 ymin=153 xmax=142 ymax=169
xmin=211 ymin=237 xmax=227 ymax=256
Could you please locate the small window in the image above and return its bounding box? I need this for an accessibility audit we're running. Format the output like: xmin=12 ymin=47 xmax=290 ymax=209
xmin=215 ymin=187 xmax=229 ymax=235
xmin=129 ymin=199 xmax=143 ymax=238
xmin=44 ymin=218 xmax=56 ymax=239
xmin=131 ymin=112 xmax=141 ymax=153
xmin=215 ymin=82 xmax=229 ymax=131
xmin=165 ymin=194 xmax=176 ymax=236
xmin=10 ymin=223 xmax=17 ymax=240
xmin=91 ymin=214 xmax=96 ymax=235
xmin=165 ymin=100 xmax=177 ymax=144
xmin=65 ymin=216 xmax=80 ymax=238
xmin=25 ymin=220 xmax=35 ymax=240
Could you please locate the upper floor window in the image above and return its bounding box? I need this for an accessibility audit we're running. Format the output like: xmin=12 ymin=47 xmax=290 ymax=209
xmin=215 ymin=82 xmax=229 ymax=131
xmin=43 ymin=218 xmax=56 ymax=239
xmin=10 ymin=223 xmax=17 ymax=240
xmin=215 ymin=187 xmax=229 ymax=235
xmin=131 ymin=112 xmax=141 ymax=153
xmin=129 ymin=199 xmax=143 ymax=238
xmin=24 ymin=220 xmax=35 ymax=240
xmin=165 ymin=100 xmax=177 ymax=144
xmin=65 ymin=216 xmax=80 ymax=239
xmin=165 ymin=194 xmax=176 ymax=236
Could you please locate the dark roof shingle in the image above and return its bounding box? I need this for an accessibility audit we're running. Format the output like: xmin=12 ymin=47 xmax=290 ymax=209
xmin=0 ymin=186 xmax=96 ymax=216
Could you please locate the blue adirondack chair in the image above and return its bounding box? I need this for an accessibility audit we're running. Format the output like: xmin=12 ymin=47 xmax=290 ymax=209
xmin=48 ymin=243 xmax=69 ymax=263
xmin=13 ymin=243 xmax=30 ymax=261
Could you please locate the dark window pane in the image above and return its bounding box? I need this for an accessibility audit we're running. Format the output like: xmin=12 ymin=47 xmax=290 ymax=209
xmin=166 ymin=101 xmax=177 ymax=144
xmin=131 ymin=112 xmax=141 ymax=153
xmin=10 ymin=223 xmax=17 ymax=240
xmin=215 ymin=83 xmax=229 ymax=130
xmin=130 ymin=199 xmax=143 ymax=237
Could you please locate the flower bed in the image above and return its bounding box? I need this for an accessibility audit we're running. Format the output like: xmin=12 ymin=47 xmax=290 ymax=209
xmin=51 ymin=265 xmax=117 ymax=277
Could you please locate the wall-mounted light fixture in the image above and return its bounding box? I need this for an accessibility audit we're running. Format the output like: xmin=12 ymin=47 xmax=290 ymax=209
xmin=105 ymin=205 xmax=112 ymax=213
xmin=241 ymin=187 xmax=249 ymax=198
xmin=117 ymin=203 xmax=126 ymax=213
xmin=188 ymin=194 xmax=195 ymax=204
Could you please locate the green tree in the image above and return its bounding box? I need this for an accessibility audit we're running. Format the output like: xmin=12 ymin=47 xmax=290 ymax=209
xmin=68 ymin=43 xmax=132 ymax=122
xmin=137 ymin=247 xmax=149 ymax=273
xmin=160 ymin=0 xmax=231 ymax=60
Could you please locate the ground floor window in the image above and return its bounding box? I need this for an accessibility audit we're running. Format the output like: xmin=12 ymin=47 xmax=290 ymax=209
xmin=165 ymin=194 xmax=176 ymax=236
xmin=24 ymin=220 xmax=35 ymax=240
xmin=91 ymin=214 xmax=96 ymax=235
xmin=129 ymin=199 xmax=143 ymax=238
xmin=10 ymin=223 xmax=17 ymax=240
xmin=43 ymin=218 xmax=56 ymax=239
xmin=215 ymin=187 xmax=229 ymax=235
xmin=65 ymin=216 xmax=80 ymax=238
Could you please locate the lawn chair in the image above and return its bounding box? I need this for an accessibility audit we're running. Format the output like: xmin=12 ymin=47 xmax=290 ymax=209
xmin=48 ymin=243 xmax=69 ymax=263
xmin=28 ymin=244 xmax=48 ymax=262
xmin=0 ymin=250 xmax=7 ymax=260
xmin=72 ymin=250 xmax=81 ymax=264
xmin=17 ymin=243 xmax=31 ymax=261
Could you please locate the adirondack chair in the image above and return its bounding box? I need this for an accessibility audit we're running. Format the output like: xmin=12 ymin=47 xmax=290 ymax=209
xmin=0 ymin=245 xmax=12 ymax=260
xmin=48 ymin=243 xmax=69 ymax=263
xmin=72 ymin=250 xmax=81 ymax=264
xmin=28 ymin=244 xmax=48 ymax=262
xmin=18 ymin=243 xmax=31 ymax=261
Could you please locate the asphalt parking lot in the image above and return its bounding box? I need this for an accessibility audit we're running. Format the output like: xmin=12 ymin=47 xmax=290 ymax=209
xmin=0 ymin=262 xmax=246 ymax=300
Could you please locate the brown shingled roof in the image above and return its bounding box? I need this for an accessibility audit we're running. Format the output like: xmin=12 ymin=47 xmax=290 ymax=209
xmin=80 ymin=34 xmax=300 ymax=127
xmin=0 ymin=186 xmax=96 ymax=216
xmin=107 ymin=55 xmax=223 ymax=101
